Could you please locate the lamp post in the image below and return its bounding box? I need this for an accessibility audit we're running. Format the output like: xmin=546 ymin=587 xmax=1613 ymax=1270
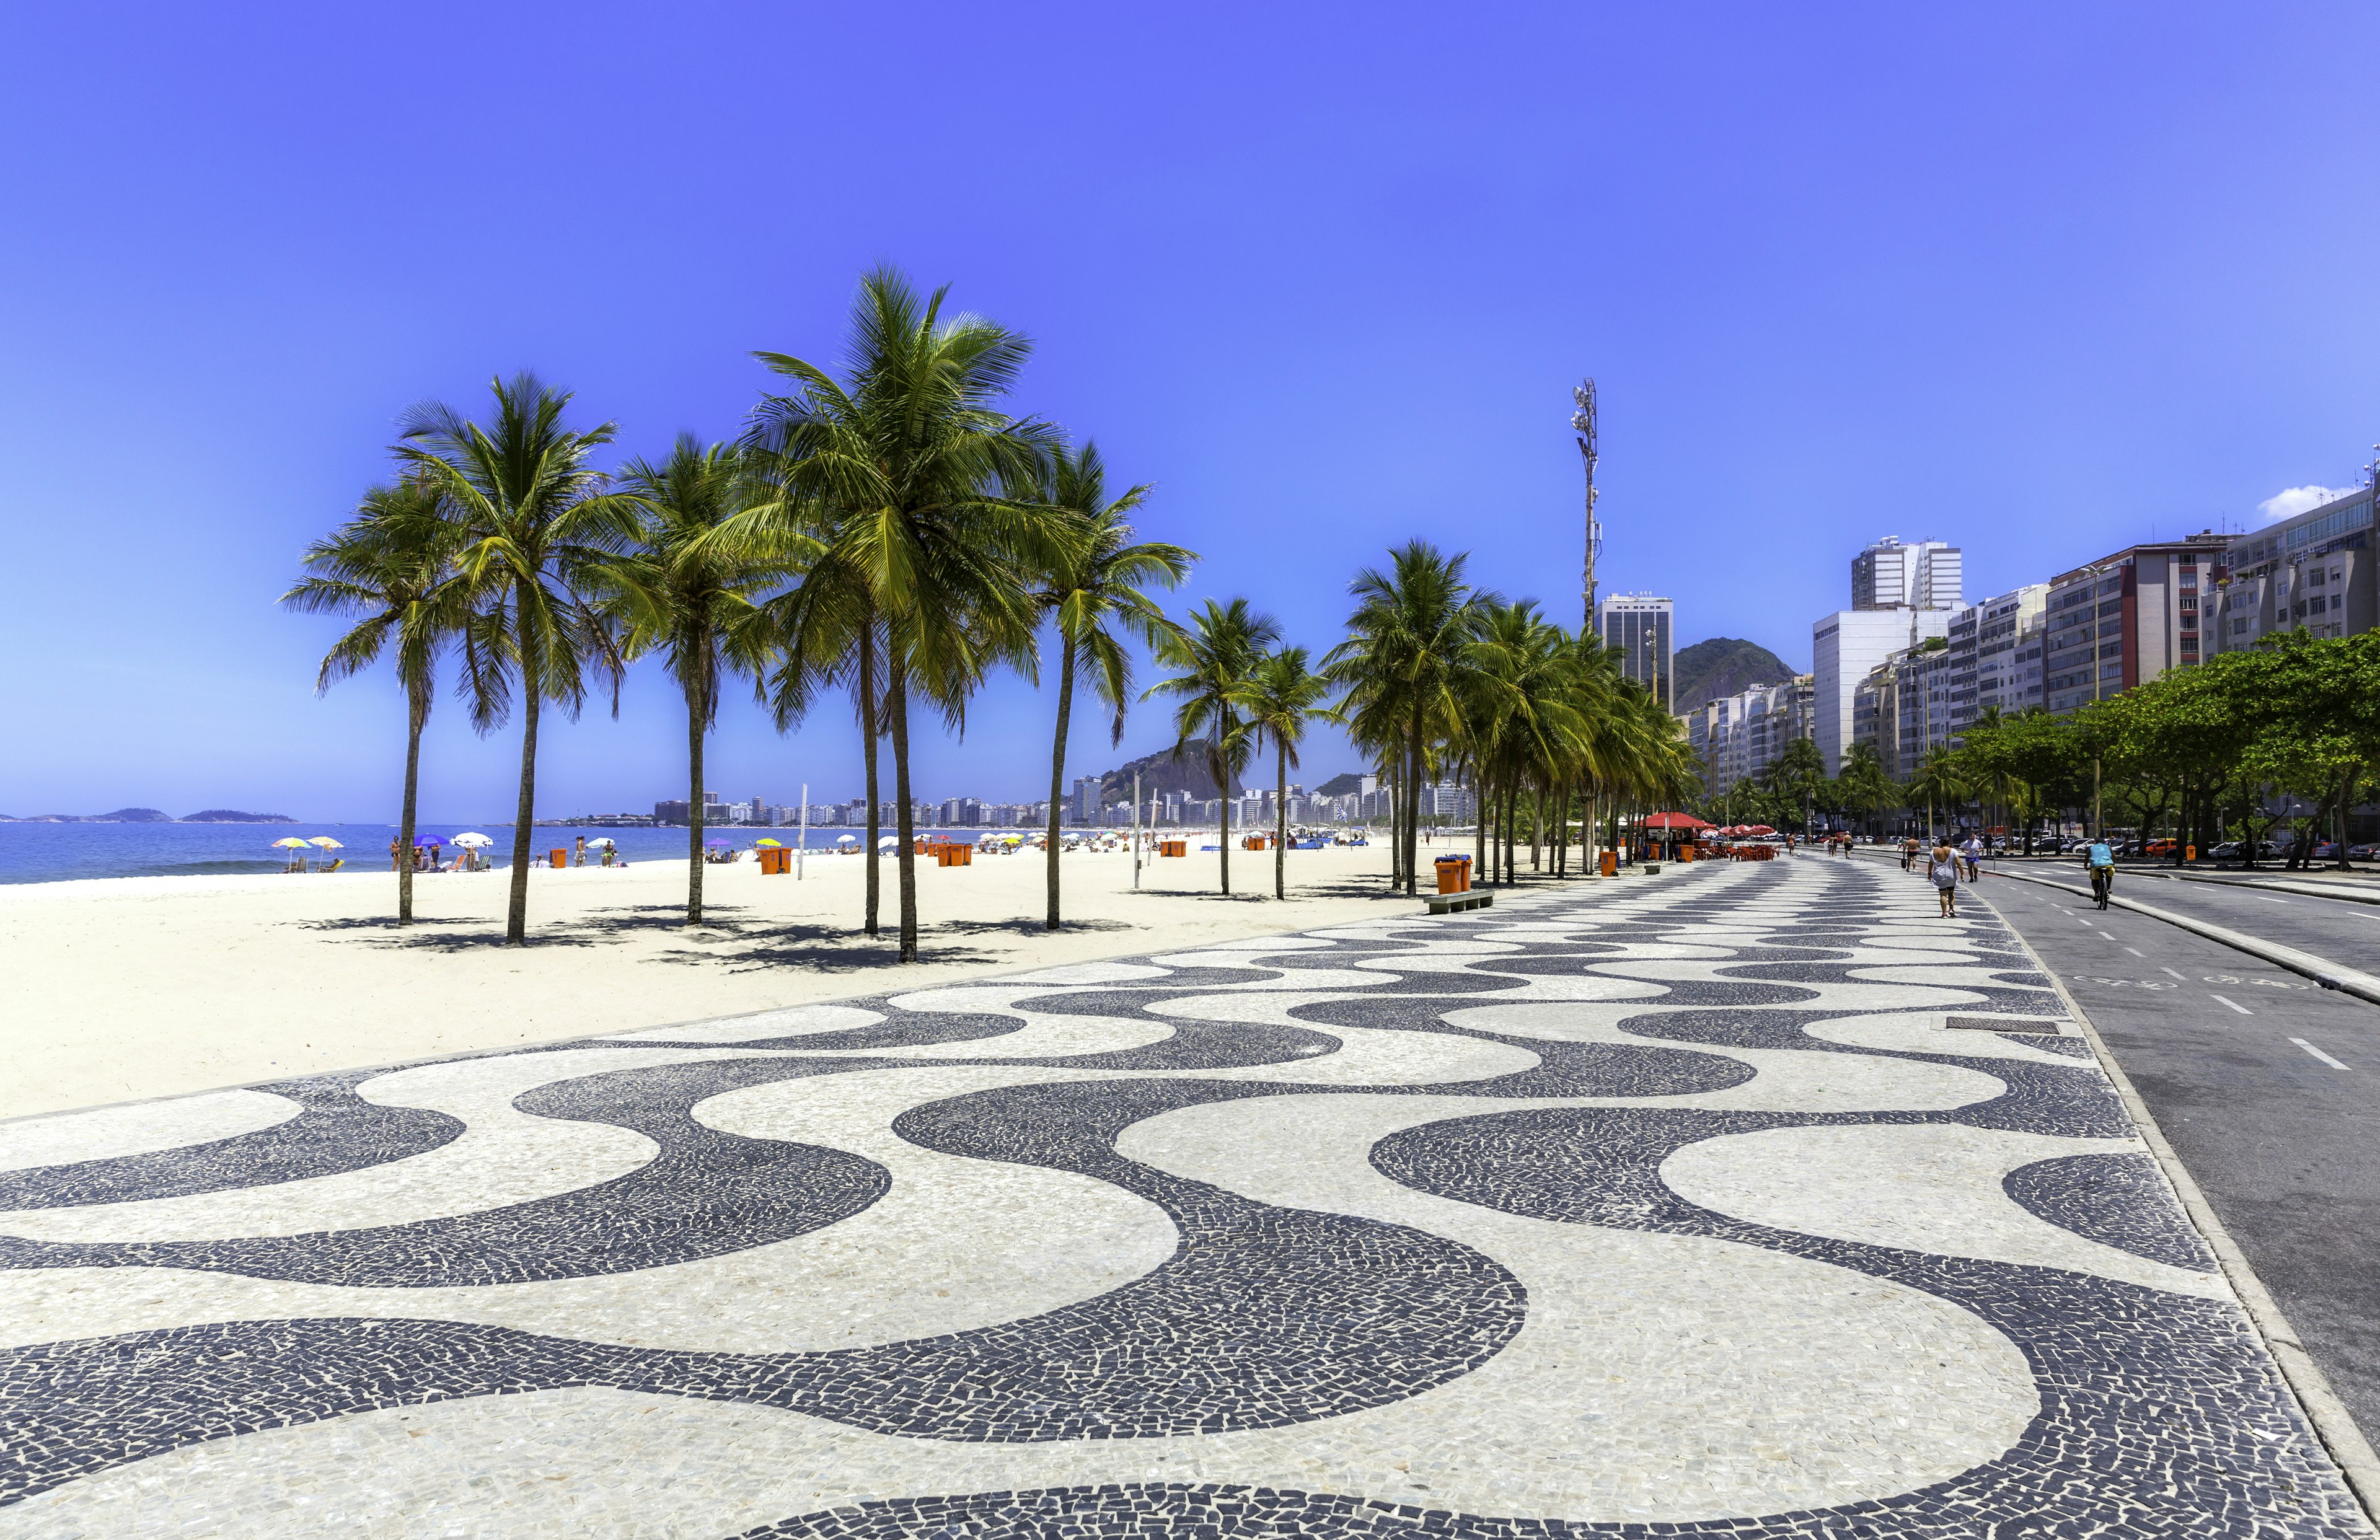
xmin=2088 ymin=562 xmax=2113 ymax=840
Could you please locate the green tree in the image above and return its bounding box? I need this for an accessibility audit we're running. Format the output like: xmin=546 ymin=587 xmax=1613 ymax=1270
xmin=1326 ymin=542 xmax=1487 ymax=895
xmin=396 ymin=373 xmax=632 ymax=944
xmin=1029 ymin=442 xmax=1193 ymax=928
xmin=591 ymin=437 xmax=800 ymax=926
xmin=1836 ymin=741 xmax=1896 ymax=837
xmin=1761 ymin=736 xmax=1827 ymax=835
xmin=1233 ymin=645 xmax=1337 ymax=898
xmin=743 ymin=267 xmax=1065 ymax=962
xmin=281 ymin=478 xmax=468 ymax=925
xmin=1147 ymin=597 xmax=1281 ymax=895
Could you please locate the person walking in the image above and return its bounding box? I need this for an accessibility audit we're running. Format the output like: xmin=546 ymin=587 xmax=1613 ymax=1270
xmin=1930 ymin=840 xmax=1962 ymax=917
xmin=1960 ymin=832 xmax=1983 ymax=883
xmin=2084 ymin=836 xmax=2115 ymax=910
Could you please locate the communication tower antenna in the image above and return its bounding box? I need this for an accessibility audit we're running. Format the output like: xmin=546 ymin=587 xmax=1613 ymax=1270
xmin=1572 ymin=379 xmax=1602 ymax=627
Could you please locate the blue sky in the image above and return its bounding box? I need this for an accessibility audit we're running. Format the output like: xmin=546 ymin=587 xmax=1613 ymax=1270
xmin=4 ymin=4 xmax=2378 ymax=819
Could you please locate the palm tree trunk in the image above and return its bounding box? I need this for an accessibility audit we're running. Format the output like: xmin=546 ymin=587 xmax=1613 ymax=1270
xmin=1532 ymin=785 xmax=1544 ymax=871
xmin=1275 ymin=741 xmax=1288 ymax=900
xmin=887 ymin=664 xmax=920 ymax=962
xmin=1045 ymin=632 xmax=1077 ymax=930
xmin=505 ymin=672 xmax=539 ymax=946
xmin=1216 ymin=750 xmax=1232 ymax=895
xmin=1404 ymin=719 xmax=1424 ymax=897
xmin=687 ymin=675 xmax=707 ymax=927
xmin=859 ymin=624 xmax=881 ymax=938
xmin=1473 ymin=770 xmax=1487 ymax=877
xmin=397 ymin=687 xmax=425 ymax=925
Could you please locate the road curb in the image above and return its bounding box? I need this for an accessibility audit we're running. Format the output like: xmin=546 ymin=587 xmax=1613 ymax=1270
xmin=2149 ymin=870 xmax=2380 ymax=906
xmin=1980 ymin=865 xmax=2380 ymax=1009
xmin=1970 ymin=878 xmax=2380 ymax=1526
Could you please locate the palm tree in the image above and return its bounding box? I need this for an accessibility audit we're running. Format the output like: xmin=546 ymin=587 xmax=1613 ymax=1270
xmin=1233 ymin=646 xmax=1336 ymax=898
xmin=741 ymin=266 xmax=1065 ymax=962
xmin=1761 ymin=736 xmax=1827 ymax=835
xmin=395 ymin=373 xmax=633 ymax=944
xmin=589 ymin=437 xmax=801 ymax=926
xmin=280 ymin=479 xmax=467 ymax=925
xmin=1838 ymin=741 xmax=1895 ymax=838
xmin=1325 ymin=542 xmax=1487 ymax=895
xmin=1030 ymin=442 xmax=1194 ymax=929
xmin=1146 ymin=597 xmax=1281 ymax=895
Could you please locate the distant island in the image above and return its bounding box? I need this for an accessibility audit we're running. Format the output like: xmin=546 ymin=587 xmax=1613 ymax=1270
xmin=0 ymin=808 xmax=297 ymax=824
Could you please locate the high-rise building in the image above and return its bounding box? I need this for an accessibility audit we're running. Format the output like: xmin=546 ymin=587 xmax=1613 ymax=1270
xmin=1596 ymin=592 xmax=1675 ymax=710
xmin=1946 ymin=584 xmax=2048 ymax=733
xmin=1070 ymin=775 xmax=1101 ymax=825
xmin=1851 ymin=537 xmax=1963 ymax=612
xmin=1678 ymin=677 xmax=1814 ymax=798
xmin=2212 ymin=491 xmax=2369 ymax=656
xmin=2042 ymin=534 xmax=2229 ymax=713
xmin=1812 ymin=607 xmax=1949 ymax=774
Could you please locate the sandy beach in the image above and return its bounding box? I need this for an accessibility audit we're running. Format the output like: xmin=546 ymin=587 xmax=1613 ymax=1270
xmin=0 ymin=842 xmax=1417 ymax=1120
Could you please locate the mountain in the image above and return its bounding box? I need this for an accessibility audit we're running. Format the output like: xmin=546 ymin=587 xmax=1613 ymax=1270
xmin=182 ymin=809 xmax=298 ymax=823
xmin=1314 ymin=772 xmax=1370 ymax=798
xmin=1088 ymin=742 xmax=1245 ymax=803
xmin=0 ymin=807 xmax=177 ymax=823
xmin=1671 ymin=638 xmax=1799 ymax=711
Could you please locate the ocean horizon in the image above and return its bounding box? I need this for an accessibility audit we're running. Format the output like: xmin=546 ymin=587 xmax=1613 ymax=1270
xmin=0 ymin=821 xmax=1143 ymax=886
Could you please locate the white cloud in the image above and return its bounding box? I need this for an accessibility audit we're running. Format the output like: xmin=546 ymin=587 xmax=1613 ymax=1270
xmin=2258 ymin=485 xmax=2350 ymax=522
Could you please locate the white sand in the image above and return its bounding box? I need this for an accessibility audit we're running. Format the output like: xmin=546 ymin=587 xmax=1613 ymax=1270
xmin=0 ymin=841 xmax=1425 ymax=1120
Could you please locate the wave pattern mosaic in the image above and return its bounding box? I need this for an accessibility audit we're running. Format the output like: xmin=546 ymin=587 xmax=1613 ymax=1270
xmin=1 ymin=860 xmax=2369 ymax=1538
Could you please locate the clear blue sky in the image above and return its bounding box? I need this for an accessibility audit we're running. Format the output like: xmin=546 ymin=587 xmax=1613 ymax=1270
xmin=4 ymin=4 xmax=2377 ymax=820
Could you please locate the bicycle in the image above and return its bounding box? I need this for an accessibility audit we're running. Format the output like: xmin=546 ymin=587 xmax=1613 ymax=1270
xmin=2089 ymin=865 xmax=2112 ymax=910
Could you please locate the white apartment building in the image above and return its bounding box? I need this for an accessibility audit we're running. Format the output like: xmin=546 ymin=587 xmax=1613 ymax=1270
xmin=1852 ymin=537 xmax=1963 ymax=612
xmin=1680 ymin=677 xmax=1815 ymax=798
xmin=1813 ymin=607 xmax=1949 ymax=774
xmin=2211 ymin=490 xmax=2373 ymax=655
xmin=1946 ymin=584 xmax=2047 ymax=731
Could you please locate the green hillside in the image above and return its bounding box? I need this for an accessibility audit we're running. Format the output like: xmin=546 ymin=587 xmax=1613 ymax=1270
xmin=1672 ymin=638 xmax=1798 ymax=711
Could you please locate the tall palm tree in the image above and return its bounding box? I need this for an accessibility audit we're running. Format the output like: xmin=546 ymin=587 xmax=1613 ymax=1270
xmin=741 ymin=266 xmax=1065 ymax=962
xmin=280 ymin=479 xmax=467 ymax=925
xmin=1233 ymin=646 xmax=1336 ymax=898
xmin=1146 ymin=597 xmax=1281 ymax=895
xmin=1030 ymin=442 xmax=1194 ymax=929
xmin=395 ymin=372 xmax=632 ymax=944
xmin=1325 ymin=542 xmax=1488 ymax=895
xmin=589 ymin=437 xmax=802 ymax=927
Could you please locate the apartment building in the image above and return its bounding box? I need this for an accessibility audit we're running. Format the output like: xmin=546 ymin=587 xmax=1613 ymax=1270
xmin=1597 ymin=592 xmax=1676 ymax=710
xmin=2039 ymin=534 xmax=2228 ymax=713
xmin=1851 ymin=537 xmax=1963 ymax=612
xmin=1813 ymin=607 xmax=1950 ymax=773
xmin=1945 ymin=584 xmax=2048 ymax=731
xmin=2211 ymin=488 xmax=2375 ymax=654
xmin=1680 ymin=676 xmax=1815 ymax=798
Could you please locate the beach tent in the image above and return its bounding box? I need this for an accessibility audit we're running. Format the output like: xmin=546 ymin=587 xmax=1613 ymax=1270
xmin=1639 ymin=813 xmax=1710 ymax=832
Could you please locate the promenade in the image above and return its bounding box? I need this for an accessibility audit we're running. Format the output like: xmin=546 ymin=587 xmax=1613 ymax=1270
xmin=0 ymin=857 xmax=2369 ymax=1537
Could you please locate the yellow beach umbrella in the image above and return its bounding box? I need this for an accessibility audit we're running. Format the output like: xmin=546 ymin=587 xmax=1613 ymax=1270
xmin=272 ymin=837 xmax=311 ymax=849
xmin=752 ymin=838 xmax=783 ymax=847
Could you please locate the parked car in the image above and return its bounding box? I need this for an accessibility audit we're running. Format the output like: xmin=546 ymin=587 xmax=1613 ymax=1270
xmin=2260 ymin=840 xmax=2295 ymax=859
xmin=2208 ymin=841 xmax=2244 ymax=860
xmin=2311 ymin=841 xmax=2340 ymax=860
xmin=2348 ymin=843 xmax=2380 ymax=862
xmin=2144 ymin=838 xmax=2179 ymax=857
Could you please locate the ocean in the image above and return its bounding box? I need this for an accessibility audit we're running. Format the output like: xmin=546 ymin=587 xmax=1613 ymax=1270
xmin=0 ymin=822 xmax=1044 ymax=886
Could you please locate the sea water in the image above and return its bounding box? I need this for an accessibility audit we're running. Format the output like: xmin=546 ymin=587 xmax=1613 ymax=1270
xmin=0 ymin=823 xmax=1049 ymax=886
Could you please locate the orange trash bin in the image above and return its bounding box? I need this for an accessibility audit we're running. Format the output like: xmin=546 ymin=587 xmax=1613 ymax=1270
xmin=549 ymin=849 xmax=566 ymax=869
xmin=1600 ymin=850 xmax=1618 ymax=877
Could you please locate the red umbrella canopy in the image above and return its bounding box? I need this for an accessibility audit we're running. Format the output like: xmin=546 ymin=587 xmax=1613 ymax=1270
xmin=1745 ymin=825 xmax=1776 ymax=835
xmin=1641 ymin=812 xmax=1711 ymax=830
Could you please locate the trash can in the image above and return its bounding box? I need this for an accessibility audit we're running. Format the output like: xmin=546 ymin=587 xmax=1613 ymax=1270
xmin=1434 ymin=855 xmax=1471 ymax=894
xmin=549 ymin=849 xmax=566 ymax=869
xmin=1677 ymin=843 xmax=1695 ymax=863
xmin=1600 ymin=850 xmax=1618 ymax=878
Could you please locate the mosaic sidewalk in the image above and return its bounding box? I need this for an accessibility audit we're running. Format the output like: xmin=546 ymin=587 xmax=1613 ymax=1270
xmin=0 ymin=858 xmax=2369 ymax=1537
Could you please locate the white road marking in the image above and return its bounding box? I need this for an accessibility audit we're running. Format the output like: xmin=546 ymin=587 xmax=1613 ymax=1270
xmin=2242 ymin=894 xmax=2289 ymax=904
xmin=2125 ymin=947 xmax=2145 ymax=957
xmin=2209 ymin=994 xmax=2254 ymax=1016
xmin=2291 ymin=1038 xmax=2352 ymax=1071
xmin=2160 ymin=967 xmax=2187 ymax=980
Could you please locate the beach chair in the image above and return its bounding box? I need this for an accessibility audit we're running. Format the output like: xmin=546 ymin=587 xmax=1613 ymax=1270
xmin=318 ymin=858 xmax=345 ymax=874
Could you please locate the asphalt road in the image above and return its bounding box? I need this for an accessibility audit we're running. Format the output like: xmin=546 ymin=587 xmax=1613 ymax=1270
xmin=1970 ymin=864 xmax=2380 ymax=1442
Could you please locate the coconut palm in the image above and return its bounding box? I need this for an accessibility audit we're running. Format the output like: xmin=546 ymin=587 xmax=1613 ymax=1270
xmin=1029 ymin=442 xmax=1194 ymax=929
xmin=589 ymin=437 xmax=804 ymax=926
xmin=1326 ymin=543 xmax=1489 ymax=895
xmin=280 ymin=478 xmax=467 ymax=925
xmin=742 ymin=266 xmax=1066 ymax=962
xmin=395 ymin=372 xmax=633 ymax=944
xmin=1233 ymin=646 xmax=1336 ymax=898
xmin=1145 ymin=597 xmax=1282 ymax=895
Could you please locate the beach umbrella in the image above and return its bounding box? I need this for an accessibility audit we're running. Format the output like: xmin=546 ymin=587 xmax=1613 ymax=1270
xmin=752 ymin=838 xmax=782 ymax=848
xmin=835 ymin=834 xmax=859 ymax=845
xmin=419 ymin=836 xmax=445 ymax=847
xmin=584 ymin=837 xmax=615 ymax=848
xmin=451 ymin=832 xmax=493 ymax=848
xmin=878 ymin=835 xmax=900 ymax=849
xmin=272 ymin=837 xmax=311 ymax=849
xmin=309 ymin=836 xmax=344 ymax=850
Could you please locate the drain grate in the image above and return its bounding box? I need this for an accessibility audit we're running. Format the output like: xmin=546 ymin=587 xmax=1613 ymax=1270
xmin=1946 ymin=1015 xmax=2068 ymax=1034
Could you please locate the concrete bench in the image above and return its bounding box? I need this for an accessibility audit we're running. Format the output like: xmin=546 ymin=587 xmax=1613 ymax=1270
xmin=1423 ymin=891 xmax=1495 ymax=915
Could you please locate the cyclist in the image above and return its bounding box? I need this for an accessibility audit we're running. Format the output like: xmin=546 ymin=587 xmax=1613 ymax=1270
xmin=2084 ymin=836 xmax=2115 ymax=910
